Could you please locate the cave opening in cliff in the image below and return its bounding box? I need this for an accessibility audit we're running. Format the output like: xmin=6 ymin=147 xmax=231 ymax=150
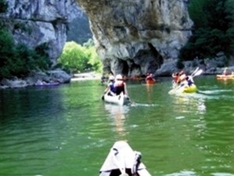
xmin=122 ymin=60 xmax=129 ymax=76
xmin=148 ymin=43 xmax=163 ymax=67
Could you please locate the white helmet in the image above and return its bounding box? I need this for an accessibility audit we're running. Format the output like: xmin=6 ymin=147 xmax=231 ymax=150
xmin=116 ymin=74 xmax=123 ymax=80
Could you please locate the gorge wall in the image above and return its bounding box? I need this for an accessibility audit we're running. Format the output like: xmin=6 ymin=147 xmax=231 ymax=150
xmin=0 ymin=0 xmax=81 ymax=66
xmin=0 ymin=0 xmax=193 ymax=77
xmin=77 ymin=0 xmax=193 ymax=76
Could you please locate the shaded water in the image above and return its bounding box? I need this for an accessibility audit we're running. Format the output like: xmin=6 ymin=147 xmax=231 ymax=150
xmin=0 ymin=76 xmax=234 ymax=176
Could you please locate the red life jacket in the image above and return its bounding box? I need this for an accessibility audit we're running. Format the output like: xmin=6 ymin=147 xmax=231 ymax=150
xmin=114 ymin=80 xmax=124 ymax=95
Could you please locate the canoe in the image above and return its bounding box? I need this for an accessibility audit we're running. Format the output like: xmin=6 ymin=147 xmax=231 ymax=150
xmin=146 ymin=79 xmax=156 ymax=85
xmin=169 ymin=84 xmax=197 ymax=94
xmin=216 ymin=74 xmax=234 ymax=80
xmin=103 ymin=91 xmax=131 ymax=106
xmin=99 ymin=140 xmax=151 ymax=176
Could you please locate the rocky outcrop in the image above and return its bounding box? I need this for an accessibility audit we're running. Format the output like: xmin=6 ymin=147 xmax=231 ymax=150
xmin=77 ymin=0 xmax=193 ymax=76
xmin=0 ymin=0 xmax=81 ymax=66
xmin=0 ymin=69 xmax=72 ymax=89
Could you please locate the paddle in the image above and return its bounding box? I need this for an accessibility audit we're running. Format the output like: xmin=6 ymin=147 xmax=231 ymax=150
xmin=191 ymin=69 xmax=203 ymax=78
xmin=191 ymin=67 xmax=199 ymax=77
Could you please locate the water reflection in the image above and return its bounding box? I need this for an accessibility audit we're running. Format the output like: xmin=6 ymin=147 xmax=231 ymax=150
xmin=104 ymin=104 xmax=129 ymax=137
xmin=146 ymin=84 xmax=153 ymax=102
xmin=170 ymin=93 xmax=206 ymax=115
xmin=0 ymin=88 xmax=63 ymax=121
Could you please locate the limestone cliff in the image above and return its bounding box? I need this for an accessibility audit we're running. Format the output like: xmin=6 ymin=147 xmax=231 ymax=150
xmin=0 ymin=0 xmax=81 ymax=66
xmin=77 ymin=0 xmax=193 ymax=76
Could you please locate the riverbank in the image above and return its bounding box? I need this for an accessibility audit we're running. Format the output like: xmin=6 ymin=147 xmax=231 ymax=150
xmin=71 ymin=72 xmax=102 ymax=81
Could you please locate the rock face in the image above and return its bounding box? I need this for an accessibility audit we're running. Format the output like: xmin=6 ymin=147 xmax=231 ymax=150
xmin=0 ymin=0 xmax=81 ymax=66
xmin=77 ymin=0 xmax=193 ymax=76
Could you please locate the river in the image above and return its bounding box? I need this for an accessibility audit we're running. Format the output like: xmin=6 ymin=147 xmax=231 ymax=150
xmin=0 ymin=76 xmax=234 ymax=176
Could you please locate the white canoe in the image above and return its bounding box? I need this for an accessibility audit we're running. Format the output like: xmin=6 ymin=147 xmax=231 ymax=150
xmin=99 ymin=141 xmax=151 ymax=176
xmin=103 ymin=92 xmax=131 ymax=106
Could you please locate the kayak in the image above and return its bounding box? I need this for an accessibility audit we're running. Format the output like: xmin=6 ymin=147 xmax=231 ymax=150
xmin=216 ymin=74 xmax=234 ymax=80
xmin=169 ymin=84 xmax=197 ymax=94
xmin=99 ymin=140 xmax=151 ymax=176
xmin=103 ymin=91 xmax=131 ymax=106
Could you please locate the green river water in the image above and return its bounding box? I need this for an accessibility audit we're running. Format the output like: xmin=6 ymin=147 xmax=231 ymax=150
xmin=0 ymin=75 xmax=234 ymax=176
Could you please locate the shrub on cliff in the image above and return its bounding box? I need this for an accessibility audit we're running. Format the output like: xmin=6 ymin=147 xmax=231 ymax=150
xmin=0 ymin=29 xmax=50 ymax=79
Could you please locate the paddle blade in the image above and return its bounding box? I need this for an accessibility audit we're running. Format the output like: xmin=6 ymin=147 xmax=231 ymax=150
xmin=191 ymin=67 xmax=199 ymax=76
xmin=192 ymin=69 xmax=203 ymax=77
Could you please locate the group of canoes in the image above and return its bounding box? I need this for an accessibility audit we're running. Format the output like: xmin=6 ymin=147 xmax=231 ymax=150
xmin=100 ymin=68 xmax=234 ymax=176
xmin=102 ymin=69 xmax=205 ymax=105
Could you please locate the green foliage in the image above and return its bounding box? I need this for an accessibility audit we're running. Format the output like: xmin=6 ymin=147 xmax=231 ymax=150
xmin=180 ymin=0 xmax=234 ymax=62
xmin=188 ymin=0 xmax=208 ymax=28
xmin=58 ymin=40 xmax=102 ymax=73
xmin=0 ymin=28 xmax=51 ymax=79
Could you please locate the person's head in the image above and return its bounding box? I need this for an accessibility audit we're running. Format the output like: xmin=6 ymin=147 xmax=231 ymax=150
xmin=116 ymin=74 xmax=123 ymax=80
xmin=109 ymin=75 xmax=115 ymax=81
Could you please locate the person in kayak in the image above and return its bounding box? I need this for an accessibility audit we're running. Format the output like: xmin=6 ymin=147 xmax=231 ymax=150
xmin=185 ymin=76 xmax=194 ymax=86
xmin=179 ymin=72 xmax=195 ymax=88
xmin=145 ymin=73 xmax=155 ymax=82
xmin=177 ymin=70 xmax=187 ymax=84
xmin=104 ymin=75 xmax=116 ymax=96
xmin=114 ymin=74 xmax=128 ymax=96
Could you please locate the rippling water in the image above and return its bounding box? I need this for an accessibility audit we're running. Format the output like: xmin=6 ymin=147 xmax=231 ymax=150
xmin=0 ymin=76 xmax=234 ymax=176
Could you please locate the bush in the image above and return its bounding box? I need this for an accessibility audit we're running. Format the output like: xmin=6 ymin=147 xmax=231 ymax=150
xmin=0 ymin=28 xmax=51 ymax=79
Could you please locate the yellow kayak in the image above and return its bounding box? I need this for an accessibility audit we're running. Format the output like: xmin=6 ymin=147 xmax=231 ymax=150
xmin=169 ymin=84 xmax=197 ymax=94
xmin=216 ymin=74 xmax=234 ymax=80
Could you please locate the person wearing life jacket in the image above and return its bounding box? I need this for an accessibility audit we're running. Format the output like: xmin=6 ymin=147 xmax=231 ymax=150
xmin=145 ymin=73 xmax=154 ymax=81
xmin=104 ymin=75 xmax=116 ymax=96
xmin=114 ymin=74 xmax=128 ymax=96
xmin=177 ymin=70 xmax=187 ymax=85
xmin=174 ymin=70 xmax=189 ymax=89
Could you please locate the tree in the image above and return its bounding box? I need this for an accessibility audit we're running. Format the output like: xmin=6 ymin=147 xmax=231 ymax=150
xmin=58 ymin=40 xmax=102 ymax=73
xmin=179 ymin=0 xmax=234 ymax=61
